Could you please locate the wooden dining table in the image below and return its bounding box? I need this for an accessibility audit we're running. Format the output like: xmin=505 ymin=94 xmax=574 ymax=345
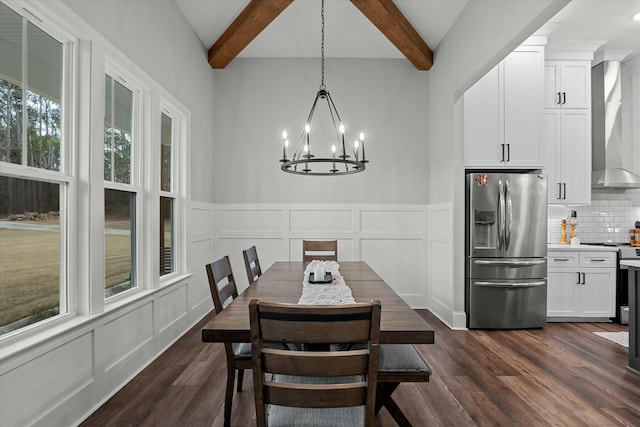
xmin=201 ymin=261 xmax=434 ymax=425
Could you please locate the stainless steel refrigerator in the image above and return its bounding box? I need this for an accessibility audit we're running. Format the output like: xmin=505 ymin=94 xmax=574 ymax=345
xmin=465 ymin=172 xmax=548 ymax=329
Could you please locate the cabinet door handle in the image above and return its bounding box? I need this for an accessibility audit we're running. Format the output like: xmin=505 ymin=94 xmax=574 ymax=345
xmin=553 ymin=258 xmax=570 ymax=262
xmin=576 ymin=272 xmax=581 ymax=284
xmin=581 ymin=272 xmax=586 ymax=285
xmin=557 ymin=183 xmax=562 ymax=200
xmin=506 ymin=143 xmax=510 ymax=162
xmin=562 ymin=92 xmax=566 ymax=104
xmin=562 ymin=183 xmax=567 ymax=200
xmin=557 ymin=92 xmax=561 ymax=104
xmin=589 ymin=259 xmax=607 ymax=262
xmin=500 ymin=143 xmax=505 ymax=162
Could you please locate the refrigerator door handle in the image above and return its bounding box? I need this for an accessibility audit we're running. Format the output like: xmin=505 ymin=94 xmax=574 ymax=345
xmin=497 ymin=178 xmax=505 ymax=250
xmin=474 ymin=281 xmax=546 ymax=288
xmin=473 ymin=259 xmax=546 ymax=266
xmin=505 ymin=179 xmax=512 ymax=250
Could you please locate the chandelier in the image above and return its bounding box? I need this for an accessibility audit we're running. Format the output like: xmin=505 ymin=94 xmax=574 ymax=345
xmin=280 ymin=0 xmax=368 ymax=176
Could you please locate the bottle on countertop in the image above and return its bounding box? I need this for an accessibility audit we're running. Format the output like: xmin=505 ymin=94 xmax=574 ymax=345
xmin=560 ymin=218 xmax=569 ymax=245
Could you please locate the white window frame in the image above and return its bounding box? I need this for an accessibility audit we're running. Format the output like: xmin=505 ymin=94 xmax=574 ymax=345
xmin=102 ymin=61 xmax=144 ymax=301
xmin=0 ymin=0 xmax=77 ymax=340
xmin=156 ymin=96 xmax=188 ymax=284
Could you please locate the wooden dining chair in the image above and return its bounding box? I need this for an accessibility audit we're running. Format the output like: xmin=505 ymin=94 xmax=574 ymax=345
xmin=242 ymin=245 xmax=262 ymax=284
xmin=302 ymin=239 xmax=338 ymax=262
xmin=205 ymin=256 xmax=252 ymax=427
xmin=250 ymin=299 xmax=381 ymax=427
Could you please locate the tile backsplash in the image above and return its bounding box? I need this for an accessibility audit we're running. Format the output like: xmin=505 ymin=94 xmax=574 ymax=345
xmin=548 ymin=200 xmax=640 ymax=244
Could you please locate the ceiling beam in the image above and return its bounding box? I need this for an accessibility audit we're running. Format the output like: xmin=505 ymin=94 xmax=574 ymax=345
xmin=350 ymin=0 xmax=433 ymax=70
xmin=208 ymin=0 xmax=294 ymax=69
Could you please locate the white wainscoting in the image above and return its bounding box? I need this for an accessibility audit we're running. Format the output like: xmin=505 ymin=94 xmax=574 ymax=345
xmin=0 ymin=212 xmax=215 ymax=427
xmin=205 ymin=203 xmax=447 ymax=309
xmin=425 ymin=202 xmax=460 ymax=327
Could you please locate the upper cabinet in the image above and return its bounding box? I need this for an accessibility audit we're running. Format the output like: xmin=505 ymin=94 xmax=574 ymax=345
xmin=544 ymin=49 xmax=595 ymax=205
xmin=464 ymin=46 xmax=545 ymax=168
xmin=545 ymin=109 xmax=591 ymax=204
xmin=544 ymin=60 xmax=591 ymax=109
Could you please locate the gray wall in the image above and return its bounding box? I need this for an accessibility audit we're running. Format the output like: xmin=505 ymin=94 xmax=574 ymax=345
xmin=211 ymin=57 xmax=429 ymax=204
xmin=63 ymin=0 xmax=216 ymax=203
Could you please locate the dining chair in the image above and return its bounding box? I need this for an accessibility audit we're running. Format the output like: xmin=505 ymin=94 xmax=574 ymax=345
xmin=302 ymin=239 xmax=338 ymax=262
xmin=242 ymin=245 xmax=262 ymax=284
xmin=205 ymin=256 xmax=252 ymax=427
xmin=249 ymin=299 xmax=381 ymax=427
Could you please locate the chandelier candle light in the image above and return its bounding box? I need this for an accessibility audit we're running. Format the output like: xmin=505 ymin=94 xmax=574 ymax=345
xmin=280 ymin=0 xmax=368 ymax=176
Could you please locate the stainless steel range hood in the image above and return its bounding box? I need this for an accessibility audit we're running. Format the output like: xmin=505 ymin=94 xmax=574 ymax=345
xmin=591 ymin=60 xmax=640 ymax=189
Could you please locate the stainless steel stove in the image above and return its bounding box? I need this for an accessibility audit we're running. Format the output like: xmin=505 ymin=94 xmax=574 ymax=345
xmin=619 ymin=245 xmax=640 ymax=261
xmin=619 ymin=245 xmax=640 ymax=324
xmin=580 ymin=242 xmax=639 ymax=324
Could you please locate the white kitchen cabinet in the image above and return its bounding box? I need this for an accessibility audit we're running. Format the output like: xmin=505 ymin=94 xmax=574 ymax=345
xmin=464 ymin=46 xmax=544 ymax=168
xmin=544 ymin=60 xmax=591 ymax=109
xmin=545 ymin=109 xmax=591 ymax=204
xmin=547 ymin=250 xmax=616 ymax=319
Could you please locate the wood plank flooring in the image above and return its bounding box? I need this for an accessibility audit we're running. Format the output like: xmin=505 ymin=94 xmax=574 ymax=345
xmin=81 ymin=310 xmax=640 ymax=426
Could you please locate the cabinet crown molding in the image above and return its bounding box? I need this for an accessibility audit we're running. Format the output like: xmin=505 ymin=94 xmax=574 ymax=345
xmin=545 ymin=40 xmax=604 ymax=60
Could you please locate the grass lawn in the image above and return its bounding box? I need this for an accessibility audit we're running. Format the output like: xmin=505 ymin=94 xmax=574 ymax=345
xmin=0 ymin=219 xmax=131 ymax=330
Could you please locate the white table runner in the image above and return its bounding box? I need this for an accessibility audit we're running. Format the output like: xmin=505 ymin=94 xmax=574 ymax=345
xmin=298 ymin=260 xmax=356 ymax=305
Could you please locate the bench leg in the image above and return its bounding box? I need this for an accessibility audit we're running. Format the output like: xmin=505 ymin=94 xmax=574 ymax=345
xmin=376 ymin=382 xmax=413 ymax=427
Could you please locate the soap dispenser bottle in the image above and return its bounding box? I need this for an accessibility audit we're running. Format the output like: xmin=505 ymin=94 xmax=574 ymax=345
xmin=570 ymin=210 xmax=577 ymax=239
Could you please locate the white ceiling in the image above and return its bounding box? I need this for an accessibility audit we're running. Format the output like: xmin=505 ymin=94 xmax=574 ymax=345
xmin=176 ymin=0 xmax=640 ymax=63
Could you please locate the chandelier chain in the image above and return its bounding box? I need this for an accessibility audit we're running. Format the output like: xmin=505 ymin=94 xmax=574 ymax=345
xmin=320 ymin=0 xmax=325 ymax=90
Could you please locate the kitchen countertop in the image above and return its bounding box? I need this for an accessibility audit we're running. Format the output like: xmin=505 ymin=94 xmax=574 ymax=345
xmin=548 ymin=244 xmax=620 ymax=252
xmin=621 ymin=260 xmax=640 ymax=268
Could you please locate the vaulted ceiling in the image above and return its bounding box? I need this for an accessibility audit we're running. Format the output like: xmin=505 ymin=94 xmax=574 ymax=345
xmin=206 ymin=0 xmax=435 ymax=70
xmin=176 ymin=0 xmax=640 ymax=70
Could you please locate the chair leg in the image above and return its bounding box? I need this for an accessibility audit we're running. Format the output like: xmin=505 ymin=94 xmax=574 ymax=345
xmin=224 ymin=366 xmax=235 ymax=427
xmin=236 ymin=368 xmax=244 ymax=392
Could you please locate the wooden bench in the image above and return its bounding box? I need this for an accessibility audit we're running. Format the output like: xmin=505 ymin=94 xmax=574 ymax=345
xmin=376 ymin=344 xmax=432 ymax=427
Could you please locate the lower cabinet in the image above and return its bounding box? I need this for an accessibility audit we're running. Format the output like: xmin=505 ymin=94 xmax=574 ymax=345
xmin=547 ymin=251 xmax=616 ymax=319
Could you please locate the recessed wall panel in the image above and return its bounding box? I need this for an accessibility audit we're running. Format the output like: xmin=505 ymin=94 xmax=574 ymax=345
xmin=190 ymin=206 xmax=211 ymax=235
xmin=360 ymin=239 xmax=423 ymax=298
xmin=103 ymin=303 xmax=154 ymax=370
xmin=290 ymin=210 xmax=352 ymax=233
xmin=360 ymin=210 xmax=423 ymax=233
xmin=0 ymin=333 xmax=93 ymax=427
xmin=158 ymin=285 xmax=188 ymax=333
xmin=219 ymin=210 xmax=283 ymax=233
xmin=429 ymin=239 xmax=453 ymax=308
xmin=189 ymin=239 xmax=213 ymax=308
xmin=431 ymin=209 xmax=451 ymax=236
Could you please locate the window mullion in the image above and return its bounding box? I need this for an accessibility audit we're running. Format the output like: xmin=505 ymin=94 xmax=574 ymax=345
xmin=21 ymin=17 xmax=27 ymax=167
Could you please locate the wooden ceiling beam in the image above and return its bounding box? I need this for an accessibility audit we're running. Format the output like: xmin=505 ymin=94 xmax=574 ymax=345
xmin=208 ymin=0 xmax=294 ymax=69
xmin=350 ymin=0 xmax=433 ymax=70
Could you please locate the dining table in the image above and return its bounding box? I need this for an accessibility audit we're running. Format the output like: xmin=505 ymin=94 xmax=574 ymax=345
xmin=201 ymin=261 xmax=435 ymax=425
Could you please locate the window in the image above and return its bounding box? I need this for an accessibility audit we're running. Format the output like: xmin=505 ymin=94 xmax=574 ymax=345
xmin=0 ymin=177 xmax=62 ymax=334
xmin=159 ymin=112 xmax=174 ymax=276
xmin=0 ymin=0 xmax=189 ymax=339
xmin=0 ymin=2 xmax=67 ymax=335
xmin=104 ymin=73 xmax=137 ymax=298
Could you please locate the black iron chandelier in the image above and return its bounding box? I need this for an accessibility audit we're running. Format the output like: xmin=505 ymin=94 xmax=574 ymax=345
xmin=280 ymin=0 xmax=368 ymax=176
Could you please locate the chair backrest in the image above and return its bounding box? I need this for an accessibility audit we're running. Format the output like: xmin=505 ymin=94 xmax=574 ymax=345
xmin=242 ymin=245 xmax=262 ymax=284
xmin=302 ymin=240 xmax=338 ymax=263
xmin=250 ymin=300 xmax=381 ymax=427
xmin=205 ymin=256 xmax=238 ymax=314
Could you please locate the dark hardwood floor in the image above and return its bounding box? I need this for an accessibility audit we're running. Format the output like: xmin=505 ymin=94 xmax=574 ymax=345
xmin=81 ymin=310 xmax=640 ymax=426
